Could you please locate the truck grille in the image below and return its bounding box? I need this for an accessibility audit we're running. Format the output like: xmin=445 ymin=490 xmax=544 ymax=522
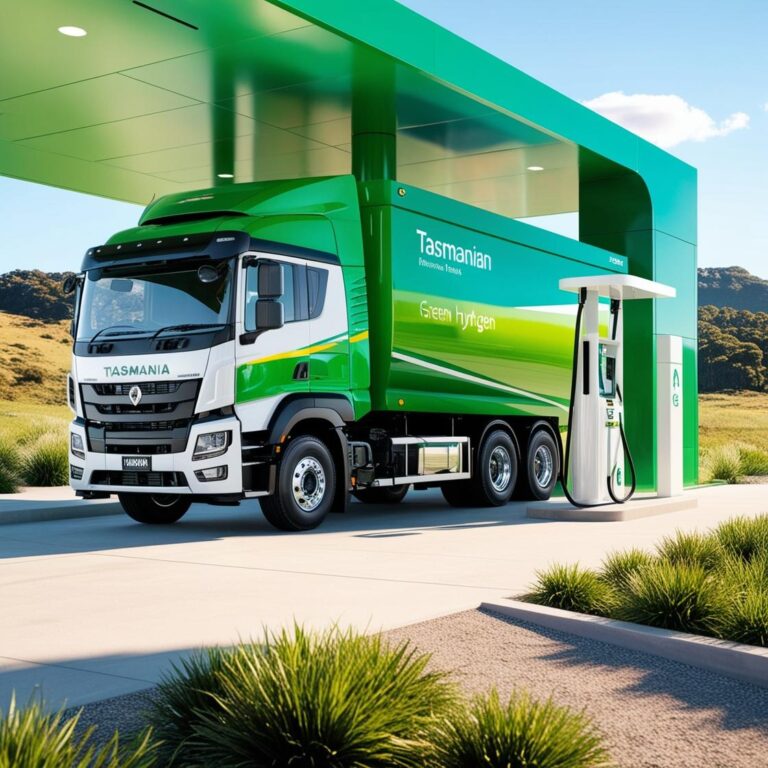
xmin=90 ymin=470 xmax=188 ymax=487
xmin=81 ymin=379 xmax=200 ymax=454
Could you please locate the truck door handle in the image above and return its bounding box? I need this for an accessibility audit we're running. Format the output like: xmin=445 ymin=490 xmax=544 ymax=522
xmin=292 ymin=361 xmax=309 ymax=380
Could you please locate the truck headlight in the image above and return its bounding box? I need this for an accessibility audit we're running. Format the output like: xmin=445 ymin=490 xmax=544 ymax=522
xmin=193 ymin=430 xmax=230 ymax=460
xmin=71 ymin=433 xmax=85 ymax=460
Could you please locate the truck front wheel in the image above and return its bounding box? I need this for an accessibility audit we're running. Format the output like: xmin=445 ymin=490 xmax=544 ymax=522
xmin=118 ymin=493 xmax=191 ymax=524
xmin=260 ymin=435 xmax=336 ymax=531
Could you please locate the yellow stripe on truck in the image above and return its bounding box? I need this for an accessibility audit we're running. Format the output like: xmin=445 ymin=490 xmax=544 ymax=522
xmin=246 ymin=334 xmax=349 ymax=366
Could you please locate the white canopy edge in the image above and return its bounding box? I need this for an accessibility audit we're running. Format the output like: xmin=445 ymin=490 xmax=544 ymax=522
xmin=559 ymin=274 xmax=676 ymax=301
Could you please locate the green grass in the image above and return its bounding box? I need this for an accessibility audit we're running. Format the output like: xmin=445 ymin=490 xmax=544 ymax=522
xmin=0 ymin=694 xmax=159 ymax=768
xmin=655 ymin=530 xmax=723 ymax=571
xmin=0 ymin=439 xmax=22 ymax=493
xmin=599 ymin=548 xmax=655 ymax=591
xmin=714 ymin=516 xmax=768 ymax=562
xmin=0 ymin=400 xmax=69 ymax=490
xmin=148 ymin=647 xmax=231 ymax=765
xmin=615 ymin=562 xmax=724 ymax=636
xmin=718 ymin=581 xmax=768 ymax=647
xmin=699 ymin=392 xmax=768 ymax=481
xmin=150 ymin=625 xmax=458 ymax=768
xmin=436 ymin=689 xmax=611 ymax=768
xmin=525 ymin=515 xmax=768 ymax=647
xmin=19 ymin=434 xmax=69 ymax=486
xmin=738 ymin=447 xmax=768 ymax=476
xmin=524 ymin=564 xmax=615 ymax=616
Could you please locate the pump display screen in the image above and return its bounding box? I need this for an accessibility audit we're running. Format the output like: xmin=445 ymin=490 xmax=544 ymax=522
xmin=599 ymin=344 xmax=617 ymax=398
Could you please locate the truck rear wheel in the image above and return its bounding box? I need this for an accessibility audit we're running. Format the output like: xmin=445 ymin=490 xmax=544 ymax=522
xmin=441 ymin=430 xmax=517 ymax=507
xmin=118 ymin=493 xmax=191 ymax=524
xmin=475 ymin=430 xmax=518 ymax=506
xmin=260 ymin=435 xmax=336 ymax=531
xmin=353 ymin=484 xmax=410 ymax=504
xmin=515 ymin=430 xmax=560 ymax=501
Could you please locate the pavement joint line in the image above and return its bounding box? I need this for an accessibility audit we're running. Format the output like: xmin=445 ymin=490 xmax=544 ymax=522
xmin=0 ymin=655 xmax=156 ymax=687
xmin=9 ymin=547 xmax=516 ymax=592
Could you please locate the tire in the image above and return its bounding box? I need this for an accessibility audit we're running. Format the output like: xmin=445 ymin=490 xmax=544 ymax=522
xmin=441 ymin=430 xmax=518 ymax=508
xmin=353 ymin=484 xmax=410 ymax=504
xmin=259 ymin=435 xmax=336 ymax=531
xmin=516 ymin=429 xmax=560 ymax=501
xmin=474 ymin=430 xmax=518 ymax=506
xmin=118 ymin=493 xmax=191 ymax=524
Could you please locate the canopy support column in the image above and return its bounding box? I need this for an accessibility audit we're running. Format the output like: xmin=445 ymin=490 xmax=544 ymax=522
xmin=351 ymin=52 xmax=396 ymax=182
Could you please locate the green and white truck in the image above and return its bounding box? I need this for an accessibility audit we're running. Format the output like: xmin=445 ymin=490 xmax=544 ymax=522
xmin=66 ymin=175 xmax=627 ymax=530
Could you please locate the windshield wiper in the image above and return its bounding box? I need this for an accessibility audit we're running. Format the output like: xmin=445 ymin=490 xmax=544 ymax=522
xmin=150 ymin=323 xmax=227 ymax=340
xmin=88 ymin=325 xmax=152 ymax=344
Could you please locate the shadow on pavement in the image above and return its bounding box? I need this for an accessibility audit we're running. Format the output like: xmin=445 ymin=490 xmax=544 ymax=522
xmin=482 ymin=609 xmax=768 ymax=732
xmin=0 ymin=490 xmax=552 ymax=560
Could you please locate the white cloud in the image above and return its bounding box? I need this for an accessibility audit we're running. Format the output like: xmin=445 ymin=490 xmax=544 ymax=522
xmin=583 ymin=91 xmax=749 ymax=149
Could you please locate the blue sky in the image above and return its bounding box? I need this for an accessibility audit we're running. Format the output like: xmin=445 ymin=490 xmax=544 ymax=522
xmin=1 ymin=0 xmax=765 ymax=277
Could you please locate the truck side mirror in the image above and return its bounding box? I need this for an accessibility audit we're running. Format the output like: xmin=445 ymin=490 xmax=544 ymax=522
xmin=62 ymin=274 xmax=79 ymax=294
xmin=256 ymin=299 xmax=284 ymax=332
xmin=258 ymin=262 xmax=283 ymax=298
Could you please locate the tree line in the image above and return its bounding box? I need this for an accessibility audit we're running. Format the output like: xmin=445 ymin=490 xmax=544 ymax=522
xmin=699 ymin=306 xmax=767 ymax=392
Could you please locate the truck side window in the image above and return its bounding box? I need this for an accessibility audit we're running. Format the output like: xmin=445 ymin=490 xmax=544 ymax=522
xmin=307 ymin=267 xmax=328 ymax=319
xmin=244 ymin=261 xmax=299 ymax=332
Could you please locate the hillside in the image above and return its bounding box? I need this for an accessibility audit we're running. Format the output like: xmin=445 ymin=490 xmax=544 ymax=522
xmin=0 ymin=312 xmax=72 ymax=403
xmin=0 ymin=270 xmax=74 ymax=322
xmin=698 ymin=267 xmax=768 ymax=312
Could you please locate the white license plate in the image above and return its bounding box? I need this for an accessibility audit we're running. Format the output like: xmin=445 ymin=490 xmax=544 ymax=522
xmin=123 ymin=456 xmax=151 ymax=471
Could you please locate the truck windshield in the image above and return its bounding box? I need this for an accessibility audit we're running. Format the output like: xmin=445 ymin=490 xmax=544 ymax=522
xmin=76 ymin=259 xmax=232 ymax=341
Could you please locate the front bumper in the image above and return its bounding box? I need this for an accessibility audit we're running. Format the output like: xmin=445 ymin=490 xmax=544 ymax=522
xmin=69 ymin=417 xmax=243 ymax=496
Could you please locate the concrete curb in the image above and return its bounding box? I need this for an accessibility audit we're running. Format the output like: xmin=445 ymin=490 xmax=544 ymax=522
xmin=481 ymin=598 xmax=768 ymax=689
xmin=0 ymin=500 xmax=122 ymax=525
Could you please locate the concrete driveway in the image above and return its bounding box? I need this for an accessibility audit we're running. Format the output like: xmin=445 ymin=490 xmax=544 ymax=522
xmin=1 ymin=484 xmax=766 ymax=709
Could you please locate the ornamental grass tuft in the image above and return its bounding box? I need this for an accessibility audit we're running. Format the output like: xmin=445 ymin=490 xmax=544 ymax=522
xmin=0 ymin=440 xmax=21 ymax=494
xmin=150 ymin=625 xmax=457 ymax=768
xmin=655 ymin=530 xmax=723 ymax=571
xmin=435 ymin=689 xmax=611 ymax=768
xmin=148 ymin=646 xmax=230 ymax=765
xmin=599 ymin=548 xmax=655 ymax=591
xmin=615 ymin=561 xmax=724 ymax=636
xmin=714 ymin=516 xmax=768 ymax=562
xmin=718 ymin=582 xmax=768 ymax=647
xmin=19 ymin=435 xmax=69 ymax=487
xmin=702 ymin=444 xmax=741 ymax=484
xmin=524 ymin=564 xmax=614 ymax=616
xmin=0 ymin=694 xmax=158 ymax=768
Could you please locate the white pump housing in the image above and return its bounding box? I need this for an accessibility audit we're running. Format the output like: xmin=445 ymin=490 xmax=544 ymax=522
xmin=559 ymin=275 xmax=675 ymax=506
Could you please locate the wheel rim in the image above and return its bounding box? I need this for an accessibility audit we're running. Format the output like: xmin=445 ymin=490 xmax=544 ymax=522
xmin=489 ymin=446 xmax=512 ymax=492
xmin=292 ymin=457 xmax=327 ymax=512
xmin=151 ymin=494 xmax=177 ymax=508
xmin=534 ymin=445 xmax=554 ymax=488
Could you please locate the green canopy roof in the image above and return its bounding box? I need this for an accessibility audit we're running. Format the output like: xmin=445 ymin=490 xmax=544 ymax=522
xmin=0 ymin=0 xmax=693 ymax=237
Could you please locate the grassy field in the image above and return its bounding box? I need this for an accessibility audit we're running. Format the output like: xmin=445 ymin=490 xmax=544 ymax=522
xmin=0 ymin=311 xmax=71 ymax=404
xmin=699 ymin=392 xmax=768 ymax=453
